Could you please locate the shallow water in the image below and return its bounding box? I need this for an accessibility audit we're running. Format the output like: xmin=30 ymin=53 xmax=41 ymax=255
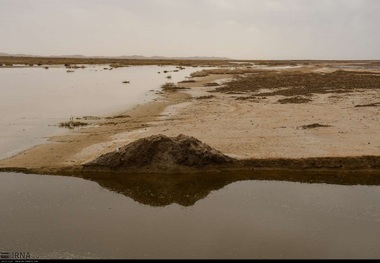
xmin=0 ymin=65 xmax=198 ymax=159
xmin=0 ymin=171 xmax=380 ymax=259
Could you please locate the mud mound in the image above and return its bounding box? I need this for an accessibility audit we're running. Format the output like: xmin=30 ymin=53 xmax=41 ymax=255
xmin=84 ymin=134 xmax=233 ymax=172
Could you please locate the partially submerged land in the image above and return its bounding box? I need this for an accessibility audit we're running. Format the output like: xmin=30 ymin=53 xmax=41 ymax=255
xmin=0 ymin=55 xmax=231 ymax=67
xmin=1 ymin=58 xmax=380 ymax=181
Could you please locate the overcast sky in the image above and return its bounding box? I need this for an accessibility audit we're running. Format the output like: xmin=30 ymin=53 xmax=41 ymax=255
xmin=0 ymin=0 xmax=379 ymax=59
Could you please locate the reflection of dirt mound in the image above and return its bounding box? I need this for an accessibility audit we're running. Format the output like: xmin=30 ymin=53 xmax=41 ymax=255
xmin=84 ymin=172 xmax=239 ymax=207
xmin=84 ymin=134 xmax=233 ymax=172
xmin=82 ymin=170 xmax=380 ymax=207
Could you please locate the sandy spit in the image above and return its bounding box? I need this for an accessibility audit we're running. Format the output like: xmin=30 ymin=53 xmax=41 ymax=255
xmin=1 ymin=65 xmax=380 ymax=174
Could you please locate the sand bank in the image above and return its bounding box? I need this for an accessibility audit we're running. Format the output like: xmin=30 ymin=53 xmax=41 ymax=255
xmin=1 ymin=64 xmax=380 ymax=174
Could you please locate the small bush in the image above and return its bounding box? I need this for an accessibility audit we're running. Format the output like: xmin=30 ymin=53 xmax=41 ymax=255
xmin=59 ymin=120 xmax=88 ymax=129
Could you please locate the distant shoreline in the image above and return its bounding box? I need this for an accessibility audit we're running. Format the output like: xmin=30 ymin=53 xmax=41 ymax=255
xmin=1 ymin=55 xmax=380 ymax=67
xmin=0 ymin=56 xmax=233 ymax=67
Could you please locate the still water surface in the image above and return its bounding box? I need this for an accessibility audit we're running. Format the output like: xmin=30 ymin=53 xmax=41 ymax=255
xmin=0 ymin=65 xmax=197 ymax=159
xmin=0 ymin=172 xmax=380 ymax=259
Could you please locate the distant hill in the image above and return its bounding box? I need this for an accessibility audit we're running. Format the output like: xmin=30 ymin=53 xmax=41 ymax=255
xmin=0 ymin=52 xmax=32 ymax=57
xmin=0 ymin=52 xmax=231 ymax=60
xmin=116 ymin=55 xmax=231 ymax=60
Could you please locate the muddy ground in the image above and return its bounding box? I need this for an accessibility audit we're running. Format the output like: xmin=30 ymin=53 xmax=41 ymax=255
xmin=0 ymin=60 xmax=380 ymax=175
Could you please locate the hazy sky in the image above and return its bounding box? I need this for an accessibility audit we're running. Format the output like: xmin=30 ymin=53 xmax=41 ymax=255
xmin=0 ymin=0 xmax=379 ymax=59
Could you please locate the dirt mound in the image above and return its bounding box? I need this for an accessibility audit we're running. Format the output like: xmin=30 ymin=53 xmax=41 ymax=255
xmin=84 ymin=134 xmax=233 ymax=172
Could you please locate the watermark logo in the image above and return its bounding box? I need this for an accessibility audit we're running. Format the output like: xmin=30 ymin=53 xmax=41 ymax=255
xmin=0 ymin=251 xmax=31 ymax=260
xmin=0 ymin=252 xmax=11 ymax=259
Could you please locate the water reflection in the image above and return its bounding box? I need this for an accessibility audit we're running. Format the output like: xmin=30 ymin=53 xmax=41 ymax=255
xmin=80 ymin=170 xmax=380 ymax=207
xmin=1 ymin=171 xmax=380 ymax=259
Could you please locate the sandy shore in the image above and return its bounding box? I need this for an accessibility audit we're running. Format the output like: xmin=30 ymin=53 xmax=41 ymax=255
xmin=1 ymin=63 xmax=380 ymax=173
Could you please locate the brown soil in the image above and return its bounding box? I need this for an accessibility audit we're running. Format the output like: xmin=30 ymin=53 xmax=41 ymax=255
xmin=216 ymin=70 xmax=380 ymax=96
xmin=83 ymin=134 xmax=233 ymax=173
